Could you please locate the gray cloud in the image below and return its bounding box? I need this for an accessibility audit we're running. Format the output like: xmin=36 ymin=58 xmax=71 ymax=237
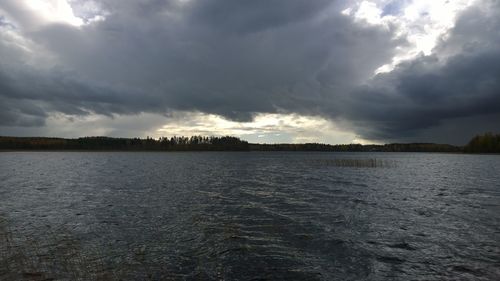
xmin=0 ymin=0 xmax=399 ymax=122
xmin=0 ymin=0 xmax=498 ymax=144
xmin=340 ymin=0 xmax=500 ymax=144
xmin=188 ymin=0 xmax=336 ymax=33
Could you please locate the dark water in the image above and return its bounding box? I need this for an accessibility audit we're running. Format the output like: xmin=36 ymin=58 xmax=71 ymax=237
xmin=0 ymin=152 xmax=499 ymax=280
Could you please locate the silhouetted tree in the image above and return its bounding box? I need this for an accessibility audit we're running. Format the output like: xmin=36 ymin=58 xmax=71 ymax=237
xmin=464 ymin=132 xmax=500 ymax=153
xmin=4 ymin=134 xmax=491 ymax=153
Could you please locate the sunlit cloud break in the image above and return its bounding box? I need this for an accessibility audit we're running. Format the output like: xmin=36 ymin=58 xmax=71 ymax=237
xmin=156 ymin=112 xmax=371 ymax=144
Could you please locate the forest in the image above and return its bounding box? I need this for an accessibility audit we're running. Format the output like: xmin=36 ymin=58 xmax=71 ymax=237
xmin=0 ymin=133 xmax=498 ymax=153
xmin=0 ymin=136 xmax=249 ymax=151
xmin=463 ymin=132 xmax=500 ymax=153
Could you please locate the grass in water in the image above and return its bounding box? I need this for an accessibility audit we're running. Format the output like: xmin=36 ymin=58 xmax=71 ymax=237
xmin=310 ymin=158 xmax=397 ymax=168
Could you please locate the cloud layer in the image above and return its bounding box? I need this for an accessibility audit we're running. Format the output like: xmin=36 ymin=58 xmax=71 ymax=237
xmin=0 ymin=0 xmax=498 ymax=144
xmin=342 ymin=0 xmax=500 ymax=143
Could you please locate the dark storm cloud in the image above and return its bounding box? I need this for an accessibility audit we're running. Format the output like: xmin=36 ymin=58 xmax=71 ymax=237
xmin=345 ymin=49 xmax=500 ymax=139
xmin=0 ymin=68 xmax=46 ymax=127
xmin=0 ymin=97 xmax=46 ymax=127
xmin=188 ymin=0 xmax=335 ymax=33
xmin=0 ymin=0 xmax=400 ymax=125
xmin=339 ymin=0 xmax=500 ymax=143
xmin=0 ymin=0 xmax=499 ymax=143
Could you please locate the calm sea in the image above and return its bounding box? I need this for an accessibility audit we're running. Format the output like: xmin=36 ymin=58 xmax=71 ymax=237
xmin=1 ymin=152 xmax=499 ymax=280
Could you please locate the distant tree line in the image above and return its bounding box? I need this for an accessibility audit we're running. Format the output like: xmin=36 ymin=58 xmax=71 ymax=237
xmin=0 ymin=136 xmax=250 ymax=151
xmin=0 ymin=133 xmax=498 ymax=153
xmin=251 ymin=143 xmax=461 ymax=152
xmin=463 ymin=133 xmax=500 ymax=153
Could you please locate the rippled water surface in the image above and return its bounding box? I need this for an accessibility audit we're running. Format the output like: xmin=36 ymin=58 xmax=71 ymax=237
xmin=1 ymin=152 xmax=499 ymax=280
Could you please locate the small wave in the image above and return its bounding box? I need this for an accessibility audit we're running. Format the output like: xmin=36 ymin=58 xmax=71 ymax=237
xmin=308 ymin=158 xmax=397 ymax=168
xmin=387 ymin=242 xmax=417 ymax=251
xmin=377 ymin=255 xmax=406 ymax=264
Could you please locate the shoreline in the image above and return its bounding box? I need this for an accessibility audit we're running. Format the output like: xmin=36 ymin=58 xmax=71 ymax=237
xmin=3 ymin=134 xmax=499 ymax=153
xmin=0 ymin=149 xmax=483 ymax=154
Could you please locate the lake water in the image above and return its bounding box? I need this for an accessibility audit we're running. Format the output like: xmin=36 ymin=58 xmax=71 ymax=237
xmin=0 ymin=152 xmax=499 ymax=280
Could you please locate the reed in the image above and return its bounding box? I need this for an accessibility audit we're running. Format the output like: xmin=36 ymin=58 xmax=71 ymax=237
xmin=310 ymin=158 xmax=397 ymax=168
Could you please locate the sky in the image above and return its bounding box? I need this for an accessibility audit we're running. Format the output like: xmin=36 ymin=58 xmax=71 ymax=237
xmin=0 ymin=0 xmax=499 ymax=144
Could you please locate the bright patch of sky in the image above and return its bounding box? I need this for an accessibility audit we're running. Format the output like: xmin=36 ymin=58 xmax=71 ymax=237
xmin=68 ymin=0 xmax=108 ymax=24
xmin=23 ymin=0 xmax=84 ymax=26
xmin=0 ymin=0 xmax=107 ymax=28
xmin=156 ymin=112 xmax=371 ymax=144
xmin=344 ymin=0 xmax=477 ymax=73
